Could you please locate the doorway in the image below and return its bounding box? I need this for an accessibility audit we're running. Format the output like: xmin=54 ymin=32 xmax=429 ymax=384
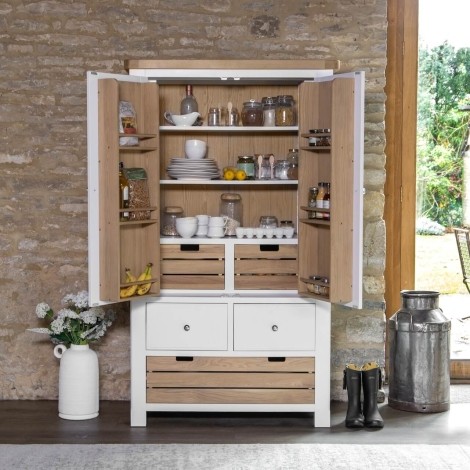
xmin=384 ymin=0 xmax=470 ymax=380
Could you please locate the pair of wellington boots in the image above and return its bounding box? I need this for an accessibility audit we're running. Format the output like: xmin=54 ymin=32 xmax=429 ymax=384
xmin=343 ymin=361 xmax=384 ymax=429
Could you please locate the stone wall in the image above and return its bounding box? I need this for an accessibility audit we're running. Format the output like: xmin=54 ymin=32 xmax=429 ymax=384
xmin=0 ymin=0 xmax=387 ymax=401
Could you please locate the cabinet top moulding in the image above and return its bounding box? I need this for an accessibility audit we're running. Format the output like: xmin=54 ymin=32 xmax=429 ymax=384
xmin=125 ymin=59 xmax=339 ymax=84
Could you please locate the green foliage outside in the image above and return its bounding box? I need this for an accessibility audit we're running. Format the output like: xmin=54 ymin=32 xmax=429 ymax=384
xmin=417 ymin=42 xmax=470 ymax=228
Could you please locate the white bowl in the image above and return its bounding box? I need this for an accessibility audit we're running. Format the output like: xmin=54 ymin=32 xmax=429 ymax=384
xmin=164 ymin=111 xmax=200 ymax=127
xmin=185 ymin=139 xmax=207 ymax=159
xmin=176 ymin=223 xmax=198 ymax=238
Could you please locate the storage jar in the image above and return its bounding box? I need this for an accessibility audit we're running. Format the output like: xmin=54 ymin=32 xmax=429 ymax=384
xmin=220 ymin=193 xmax=242 ymax=236
xmin=275 ymin=95 xmax=296 ymax=126
xmin=161 ymin=206 xmax=184 ymax=236
xmin=241 ymin=100 xmax=264 ymax=126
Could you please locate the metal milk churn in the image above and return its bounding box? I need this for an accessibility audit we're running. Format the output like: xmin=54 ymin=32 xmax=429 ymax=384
xmin=388 ymin=290 xmax=451 ymax=413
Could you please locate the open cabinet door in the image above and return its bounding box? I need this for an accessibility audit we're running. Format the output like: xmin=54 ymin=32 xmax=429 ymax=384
xmin=298 ymin=72 xmax=364 ymax=309
xmin=87 ymin=72 xmax=160 ymax=306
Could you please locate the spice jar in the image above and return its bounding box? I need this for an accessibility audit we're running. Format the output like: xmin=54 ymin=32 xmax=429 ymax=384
xmin=237 ymin=155 xmax=255 ymax=180
xmin=275 ymin=95 xmax=296 ymax=126
xmin=262 ymin=96 xmax=276 ymax=127
xmin=316 ymin=182 xmax=327 ymax=219
xmin=208 ymin=107 xmax=220 ymax=126
xmin=161 ymin=206 xmax=184 ymax=236
xmin=241 ymin=100 xmax=264 ymax=126
xmin=308 ymin=187 xmax=318 ymax=219
xmin=220 ymin=193 xmax=242 ymax=236
xmin=226 ymin=107 xmax=239 ymax=126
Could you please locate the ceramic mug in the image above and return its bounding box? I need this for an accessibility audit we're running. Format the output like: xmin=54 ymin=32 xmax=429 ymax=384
xmin=196 ymin=214 xmax=210 ymax=225
xmin=208 ymin=226 xmax=226 ymax=238
xmin=209 ymin=216 xmax=227 ymax=227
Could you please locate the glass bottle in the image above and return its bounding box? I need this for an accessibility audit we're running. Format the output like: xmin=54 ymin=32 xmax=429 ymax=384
xmin=180 ymin=85 xmax=198 ymax=115
xmin=308 ymin=186 xmax=318 ymax=219
xmin=220 ymin=193 xmax=242 ymax=236
xmin=323 ymin=183 xmax=331 ymax=220
xmin=119 ymin=162 xmax=129 ymax=222
xmin=287 ymin=148 xmax=299 ymax=180
xmin=316 ymin=182 xmax=327 ymax=219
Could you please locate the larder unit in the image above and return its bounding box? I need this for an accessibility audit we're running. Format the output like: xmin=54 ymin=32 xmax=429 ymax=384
xmin=87 ymin=60 xmax=364 ymax=428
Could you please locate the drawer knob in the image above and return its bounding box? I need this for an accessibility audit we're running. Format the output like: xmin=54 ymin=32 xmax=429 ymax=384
xmin=183 ymin=324 xmax=190 ymax=331
xmin=272 ymin=324 xmax=278 ymax=332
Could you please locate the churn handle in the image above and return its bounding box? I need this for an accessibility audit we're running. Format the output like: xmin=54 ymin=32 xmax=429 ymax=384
xmin=394 ymin=310 xmax=414 ymax=330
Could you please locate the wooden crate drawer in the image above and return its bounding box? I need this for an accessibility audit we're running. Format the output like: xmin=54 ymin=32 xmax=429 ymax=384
xmin=147 ymin=356 xmax=315 ymax=372
xmin=234 ymin=303 xmax=316 ymax=351
xmin=234 ymin=244 xmax=298 ymax=290
xmin=146 ymin=303 xmax=228 ymax=351
xmin=147 ymin=356 xmax=315 ymax=405
xmin=161 ymin=244 xmax=225 ymax=290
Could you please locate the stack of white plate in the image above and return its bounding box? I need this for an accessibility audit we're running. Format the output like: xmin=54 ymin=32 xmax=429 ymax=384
xmin=166 ymin=158 xmax=220 ymax=180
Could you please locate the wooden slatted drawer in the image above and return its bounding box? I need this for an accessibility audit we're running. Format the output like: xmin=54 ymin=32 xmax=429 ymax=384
xmin=147 ymin=356 xmax=315 ymax=404
xmin=161 ymin=244 xmax=225 ymax=290
xmin=234 ymin=244 xmax=298 ymax=290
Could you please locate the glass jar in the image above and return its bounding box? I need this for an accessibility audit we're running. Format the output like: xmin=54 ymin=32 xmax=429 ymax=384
xmin=226 ymin=107 xmax=239 ymax=126
xmin=220 ymin=193 xmax=242 ymax=236
xmin=237 ymin=155 xmax=255 ymax=180
xmin=316 ymin=182 xmax=327 ymax=219
xmin=259 ymin=215 xmax=278 ymax=228
xmin=161 ymin=206 xmax=184 ymax=236
xmin=241 ymin=100 xmax=264 ymax=126
xmin=280 ymin=220 xmax=294 ymax=228
xmin=208 ymin=107 xmax=220 ymax=126
xmin=255 ymin=154 xmax=273 ymax=180
xmin=308 ymin=187 xmax=318 ymax=219
xmin=274 ymin=160 xmax=290 ymax=180
xmin=287 ymin=148 xmax=299 ymax=180
xmin=275 ymin=95 xmax=296 ymax=126
xmin=261 ymin=96 xmax=276 ymax=127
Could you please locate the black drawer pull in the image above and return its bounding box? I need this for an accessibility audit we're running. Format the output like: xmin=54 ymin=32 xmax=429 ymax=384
xmin=180 ymin=244 xmax=200 ymax=251
xmin=175 ymin=356 xmax=194 ymax=362
xmin=268 ymin=357 xmax=286 ymax=362
xmin=260 ymin=244 xmax=279 ymax=252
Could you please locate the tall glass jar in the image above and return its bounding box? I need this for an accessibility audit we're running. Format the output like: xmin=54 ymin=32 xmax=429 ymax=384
xmin=275 ymin=95 xmax=296 ymax=126
xmin=161 ymin=206 xmax=184 ymax=236
xmin=220 ymin=193 xmax=242 ymax=236
xmin=241 ymin=100 xmax=264 ymax=126
xmin=261 ymin=96 xmax=276 ymax=127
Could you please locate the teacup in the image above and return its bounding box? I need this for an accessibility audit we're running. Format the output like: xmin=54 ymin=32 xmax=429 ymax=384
xmin=255 ymin=228 xmax=265 ymax=239
xmin=196 ymin=225 xmax=209 ymax=237
xmin=283 ymin=227 xmax=295 ymax=238
xmin=244 ymin=227 xmax=254 ymax=239
xmin=164 ymin=111 xmax=200 ymax=127
xmin=196 ymin=214 xmax=210 ymax=225
xmin=209 ymin=216 xmax=227 ymax=227
xmin=265 ymin=228 xmax=274 ymax=239
xmin=208 ymin=226 xmax=226 ymax=238
xmin=274 ymin=227 xmax=284 ymax=238
xmin=235 ymin=227 xmax=245 ymax=238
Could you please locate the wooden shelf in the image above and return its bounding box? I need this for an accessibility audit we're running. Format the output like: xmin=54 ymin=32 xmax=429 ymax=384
xmin=299 ymin=217 xmax=330 ymax=226
xmin=160 ymin=126 xmax=298 ymax=133
xmin=160 ymin=179 xmax=298 ymax=185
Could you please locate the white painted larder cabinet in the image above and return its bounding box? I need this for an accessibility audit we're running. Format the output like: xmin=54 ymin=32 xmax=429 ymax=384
xmin=87 ymin=60 xmax=364 ymax=427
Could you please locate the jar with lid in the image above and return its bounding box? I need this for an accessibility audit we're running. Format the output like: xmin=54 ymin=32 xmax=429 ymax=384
xmin=274 ymin=160 xmax=290 ymax=180
xmin=275 ymin=95 xmax=296 ymax=126
xmin=161 ymin=206 xmax=184 ymax=236
xmin=280 ymin=220 xmax=294 ymax=228
xmin=241 ymin=100 xmax=264 ymax=126
xmin=261 ymin=96 xmax=276 ymax=127
xmin=226 ymin=107 xmax=239 ymax=126
xmin=255 ymin=154 xmax=273 ymax=180
xmin=237 ymin=156 xmax=255 ymax=180
xmin=287 ymin=148 xmax=299 ymax=179
xmin=259 ymin=215 xmax=278 ymax=228
xmin=220 ymin=193 xmax=242 ymax=236
xmin=323 ymin=183 xmax=331 ymax=220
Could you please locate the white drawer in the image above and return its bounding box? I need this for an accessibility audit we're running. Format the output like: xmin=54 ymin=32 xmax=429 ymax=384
xmin=146 ymin=303 xmax=228 ymax=351
xmin=233 ymin=303 xmax=316 ymax=351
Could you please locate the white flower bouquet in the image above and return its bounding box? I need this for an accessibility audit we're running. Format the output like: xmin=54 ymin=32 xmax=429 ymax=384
xmin=29 ymin=291 xmax=115 ymax=346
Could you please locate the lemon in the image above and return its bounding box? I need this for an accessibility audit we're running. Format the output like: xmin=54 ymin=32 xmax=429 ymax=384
xmin=235 ymin=169 xmax=247 ymax=181
xmin=224 ymin=169 xmax=235 ymax=180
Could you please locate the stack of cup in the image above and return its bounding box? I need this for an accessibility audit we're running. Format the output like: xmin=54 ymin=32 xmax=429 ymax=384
xmin=208 ymin=216 xmax=227 ymax=238
xmin=196 ymin=215 xmax=210 ymax=237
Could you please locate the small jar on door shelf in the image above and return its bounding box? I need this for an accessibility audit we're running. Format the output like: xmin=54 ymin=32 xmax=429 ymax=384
xmin=161 ymin=206 xmax=184 ymax=236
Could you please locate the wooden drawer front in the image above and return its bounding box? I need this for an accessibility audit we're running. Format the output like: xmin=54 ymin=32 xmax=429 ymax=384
xmin=233 ymin=303 xmax=316 ymax=351
xmin=146 ymin=303 xmax=228 ymax=350
xmin=161 ymin=244 xmax=225 ymax=290
xmin=147 ymin=356 xmax=315 ymax=404
xmin=234 ymin=244 xmax=298 ymax=290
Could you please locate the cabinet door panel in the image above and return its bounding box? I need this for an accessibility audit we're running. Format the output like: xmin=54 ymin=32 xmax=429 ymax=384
xmin=233 ymin=303 xmax=316 ymax=351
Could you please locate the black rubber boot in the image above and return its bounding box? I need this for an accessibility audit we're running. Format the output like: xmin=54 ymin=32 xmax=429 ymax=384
xmin=362 ymin=362 xmax=384 ymax=429
xmin=343 ymin=363 xmax=364 ymax=428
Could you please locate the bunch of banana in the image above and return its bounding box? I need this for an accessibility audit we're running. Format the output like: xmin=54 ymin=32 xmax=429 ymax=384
xmin=136 ymin=263 xmax=153 ymax=296
xmin=120 ymin=268 xmax=137 ymax=298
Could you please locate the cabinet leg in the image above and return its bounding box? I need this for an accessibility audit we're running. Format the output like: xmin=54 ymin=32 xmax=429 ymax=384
xmin=131 ymin=406 xmax=147 ymax=427
xmin=314 ymin=409 xmax=331 ymax=428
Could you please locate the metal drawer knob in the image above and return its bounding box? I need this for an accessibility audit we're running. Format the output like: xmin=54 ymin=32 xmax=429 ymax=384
xmin=272 ymin=325 xmax=278 ymax=332
xmin=183 ymin=324 xmax=190 ymax=331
